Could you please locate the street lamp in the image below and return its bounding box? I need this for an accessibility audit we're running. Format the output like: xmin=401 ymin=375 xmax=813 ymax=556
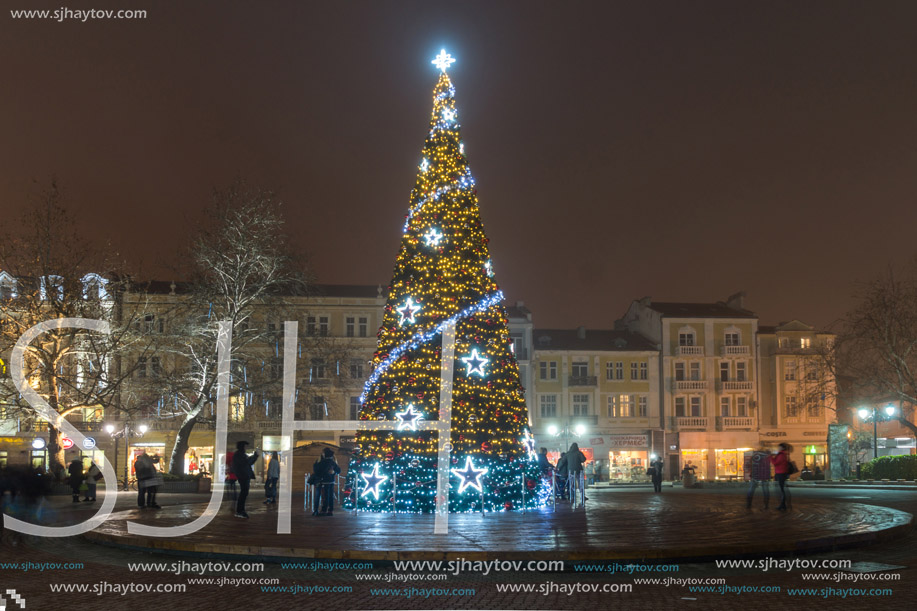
xmin=857 ymin=405 xmax=897 ymax=459
xmin=104 ymin=421 xmax=148 ymax=490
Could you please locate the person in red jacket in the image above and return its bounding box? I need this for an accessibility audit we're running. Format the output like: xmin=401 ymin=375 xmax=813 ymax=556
xmin=770 ymin=443 xmax=791 ymax=511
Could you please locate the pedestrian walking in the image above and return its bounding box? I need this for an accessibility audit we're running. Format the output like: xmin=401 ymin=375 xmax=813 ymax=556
xmin=649 ymin=455 xmax=664 ymax=493
xmin=231 ymin=441 xmax=258 ymax=518
xmin=536 ymin=447 xmax=553 ymax=473
xmin=225 ymin=450 xmax=238 ymax=501
xmin=770 ymin=443 xmax=792 ymax=511
xmin=263 ymin=451 xmax=280 ymax=504
xmin=744 ymin=445 xmax=772 ymax=509
xmin=67 ymin=458 xmax=84 ymax=503
xmin=311 ymin=448 xmax=340 ymax=516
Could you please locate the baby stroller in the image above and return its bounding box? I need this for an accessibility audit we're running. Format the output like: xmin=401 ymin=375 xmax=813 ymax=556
xmin=551 ymin=469 xmax=569 ymax=500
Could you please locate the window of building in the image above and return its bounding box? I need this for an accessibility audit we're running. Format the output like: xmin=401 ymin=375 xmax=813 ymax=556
xmin=637 ymin=395 xmax=647 ymax=417
xmin=307 ymin=316 xmax=316 ymax=336
xmin=800 ymin=337 xmax=811 ymax=349
xmin=270 ymin=359 xmax=282 ymax=380
xmin=0 ymin=450 xmax=7 ymax=468
xmin=630 ymin=362 xmax=638 ymax=380
xmin=142 ymin=314 xmax=163 ymax=334
xmin=319 ymin=316 xmax=329 ymax=337
xmin=346 ymin=316 xmax=355 ymax=337
xmin=0 ymin=272 xmax=17 ymax=300
xmin=689 ymin=396 xmax=702 ymax=417
xmin=736 ymin=396 xmax=748 ymax=417
xmin=720 ymin=362 xmax=729 ymax=382
xmin=539 ymin=361 xmax=557 ymax=380
xmin=81 ymin=273 xmax=108 ymax=300
xmin=806 ymin=399 xmax=820 ymax=418
xmin=675 ymin=362 xmax=685 ymax=381
xmin=615 ymin=362 xmax=623 ymax=379
xmin=736 ymin=362 xmax=747 ymax=382
xmin=605 ymin=362 xmax=615 ymax=380
xmin=230 ymin=395 xmax=245 ymax=422
xmin=679 ymin=332 xmax=695 ymax=346
xmin=572 ymin=361 xmax=589 ymax=377
xmin=720 ymin=397 xmax=730 ymax=417
xmin=540 ymin=395 xmax=557 ymax=418
xmin=310 ymin=396 xmax=326 ymax=420
xmin=151 ymin=356 xmax=162 ymax=378
xmin=689 ymin=362 xmax=701 ymax=381
xmin=359 ymin=317 xmax=369 ymax=337
xmin=779 ymin=337 xmax=790 ymax=349
xmin=618 ymin=394 xmax=632 ymax=417
xmin=805 ymin=362 xmax=817 ymax=381
xmin=675 ymin=397 xmax=686 ymax=418
xmin=311 ymin=358 xmax=326 ymax=379
xmin=572 ymin=394 xmax=590 ymax=416
xmin=639 ymin=362 xmax=648 ymax=380
xmin=136 ymin=357 xmax=147 ymax=379
xmin=785 ymin=396 xmax=799 ymax=417
xmin=40 ymin=275 xmax=64 ymax=301
xmin=725 ymin=332 xmax=740 ymax=346
xmin=350 ymin=397 xmax=361 ymax=420
xmin=350 ymin=360 xmax=364 ymax=380
xmin=784 ymin=360 xmax=796 ymax=381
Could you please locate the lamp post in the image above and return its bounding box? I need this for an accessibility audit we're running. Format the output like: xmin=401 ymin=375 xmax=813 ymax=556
xmin=857 ymin=405 xmax=897 ymax=459
xmin=104 ymin=422 xmax=148 ymax=490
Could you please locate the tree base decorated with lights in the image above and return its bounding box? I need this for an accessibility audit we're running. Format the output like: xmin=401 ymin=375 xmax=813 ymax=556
xmin=343 ymin=51 xmax=548 ymax=513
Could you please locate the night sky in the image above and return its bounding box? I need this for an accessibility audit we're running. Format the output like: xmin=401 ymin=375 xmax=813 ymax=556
xmin=4 ymin=1 xmax=917 ymax=330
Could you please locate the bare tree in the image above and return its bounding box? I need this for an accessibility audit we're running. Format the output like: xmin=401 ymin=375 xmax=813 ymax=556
xmin=830 ymin=262 xmax=917 ymax=438
xmin=0 ymin=181 xmax=155 ymax=476
xmin=150 ymin=182 xmax=324 ymax=475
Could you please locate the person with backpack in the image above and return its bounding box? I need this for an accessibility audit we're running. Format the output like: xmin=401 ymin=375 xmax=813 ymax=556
xmin=311 ymin=448 xmax=340 ymax=516
xmin=231 ymin=441 xmax=259 ymax=518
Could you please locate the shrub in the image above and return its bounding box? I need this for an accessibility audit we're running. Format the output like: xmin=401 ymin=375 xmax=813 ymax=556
xmin=860 ymin=455 xmax=917 ymax=480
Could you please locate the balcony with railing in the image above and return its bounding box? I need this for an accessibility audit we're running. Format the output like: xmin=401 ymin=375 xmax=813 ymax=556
xmin=513 ymin=347 xmax=530 ymax=361
xmin=670 ymin=416 xmax=710 ymax=430
xmin=673 ymin=379 xmax=708 ymax=391
xmin=718 ymin=380 xmax=754 ymax=391
xmin=568 ymin=375 xmax=598 ymax=387
xmin=721 ymin=345 xmax=750 ymax=357
xmin=717 ymin=416 xmax=757 ymax=430
xmin=675 ymin=345 xmax=704 ymax=357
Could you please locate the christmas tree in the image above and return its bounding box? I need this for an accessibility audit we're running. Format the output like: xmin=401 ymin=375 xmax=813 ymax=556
xmin=344 ymin=51 xmax=547 ymax=513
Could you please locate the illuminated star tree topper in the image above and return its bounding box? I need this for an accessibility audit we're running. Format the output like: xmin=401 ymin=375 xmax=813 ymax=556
xmin=432 ymin=49 xmax=456 ymax=73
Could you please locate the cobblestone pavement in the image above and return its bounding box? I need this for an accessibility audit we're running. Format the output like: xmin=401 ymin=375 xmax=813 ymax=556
xmin=1 ymin=487 xmax=914 ymax=610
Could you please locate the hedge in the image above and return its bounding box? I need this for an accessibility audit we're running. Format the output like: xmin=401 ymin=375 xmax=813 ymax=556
xmin=860 ymin=454 xmax=917 ymax=480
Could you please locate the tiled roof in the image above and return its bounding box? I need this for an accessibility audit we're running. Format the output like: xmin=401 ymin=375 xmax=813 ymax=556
xmin=646 ymin=301 xmax=757 ymax=319
xmin=533 ymin=328 xmax=657 ymax=352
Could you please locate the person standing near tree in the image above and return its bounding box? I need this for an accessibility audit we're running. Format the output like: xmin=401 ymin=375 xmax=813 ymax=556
xmin=231 ymin=441 xmax=258 ymax=518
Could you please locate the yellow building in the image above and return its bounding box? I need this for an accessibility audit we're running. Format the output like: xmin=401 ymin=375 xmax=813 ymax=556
xmin=620 ymin=293 xmax=760 ymax=481
xmin=757 ymin=321 xmax=837 ymax=472
xmin=527 ymin=326 xmax=660 ymax=481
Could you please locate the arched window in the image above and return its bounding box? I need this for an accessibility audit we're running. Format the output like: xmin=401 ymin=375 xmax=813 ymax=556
xmin=81 ymin=273 xmax=109 ymax=300
xmin=0 ymin=271 xmax=17 ymax=300
xmin=40 ymin=275 xmax=64 ymax=301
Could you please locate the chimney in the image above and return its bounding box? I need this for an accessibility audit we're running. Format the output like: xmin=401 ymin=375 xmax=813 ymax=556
xmin=726 ymin=291 xmax=746 ymax=310
xmin=577 ymin=326 xmax=586 ymax=340
xmin=639 ymin=296 xmax=652 ymax=306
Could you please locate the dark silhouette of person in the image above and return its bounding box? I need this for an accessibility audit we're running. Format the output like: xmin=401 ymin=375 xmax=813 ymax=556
xmin=67 ymin=458 xmax=84 ymax=503
xmin=312 ymin=448 xmax=340 ymax=516
xmin=231 ymin=441 xmax=258 ymax=518
xmin=649 ymin=456 xmax=664 ymax=493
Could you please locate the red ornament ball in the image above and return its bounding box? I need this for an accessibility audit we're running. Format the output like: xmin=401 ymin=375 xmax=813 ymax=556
xmin=526 ymin=479 xmax=536 ymax=490
xmin=504 ymin=501 xmax=513 ymax=510
xmin=481 ymin=441 xmax=492 ymax=452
